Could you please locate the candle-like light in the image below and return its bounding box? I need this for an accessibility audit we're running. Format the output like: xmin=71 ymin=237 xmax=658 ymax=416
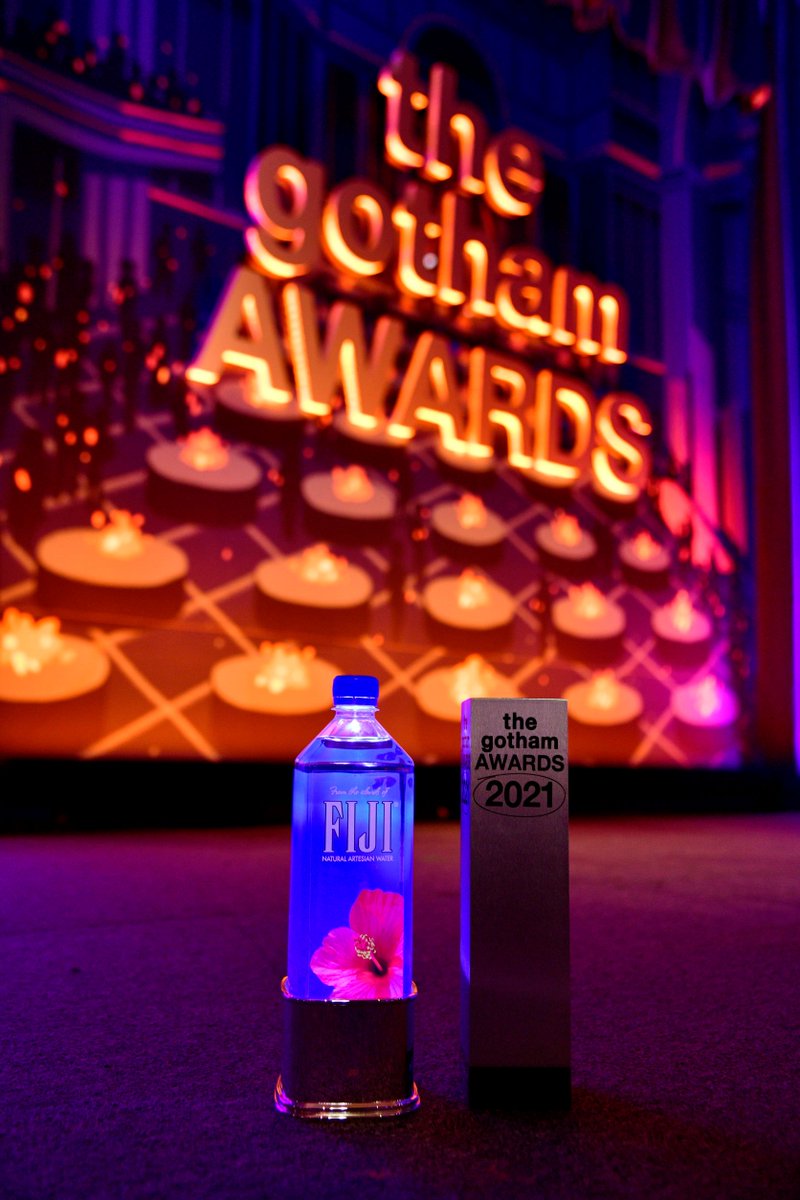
xmin=254 ymin=642 xmax=316 ymax=694
xmin=535 ymin=510 xmax=597 ymax=561
xmin=212 ymin=641 xmax=338 ymax=714
xmin=563 ymin=668 xmax=643 ymax=725
xmin=569 ymin=583 xmax=606 ymax=620
xmin=178 ymin=427 xmax=229 ymax=472
xmin=0 ymin=606 xmax=109 ymax=702
xmin=456 ymin=493 xmax=488 ymax=531
xmin=620 ymin=528 xmax=670 ymax=574
xmin=302 ymin=466 xmax=395 ymax=522
xmin=431 ymin=493 xmax=505 ymax=547
xmin=292 ymin=543 xmax=346 ymax=585
xmin=36 ymin=508 xmax=188 ymax=592
xmin=652 ymin=589 xmax=712 ymax=645
xmin=0 ymin=608 xmax=68 ymax=676
xmin=415 ymin=653 xmax=519 ymax=719
xmin=423 ymin=568 xmax=514 ymax=630
xmin=671 ymin=674 xmax=739 ymax=728
xmin=551 ymin=510 xmax=582 ymax=548
xmin=257 ymin=543 xmax=373 ymax=609
xmin=669 ymin=590 xmax=696 ymax=633
xmin=96 ymin=509 xmax=145 ymax=558
xmin=456 ymin=569 xmax=491 ymax=610
xmin=553 ymin=583 xmax=626 ymax=640
xmin=331 ymin=465 xmax=374 ymax=503
xmin=696 ymin=675 xmax=723 ymax=718
xmin=448 ymin=654 xmax=503 ymax=703
xmin=586 ymin=669 xmax=621 ymax=710
xmin=631 ymin=531 xmax=659 ymax=562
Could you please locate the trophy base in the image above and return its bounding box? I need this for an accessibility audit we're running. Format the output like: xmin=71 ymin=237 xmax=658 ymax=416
xmin=275 ymin=978 xmax=419 ymax=1120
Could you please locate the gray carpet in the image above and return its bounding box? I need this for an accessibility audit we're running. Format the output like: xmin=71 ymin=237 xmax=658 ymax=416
xmin=2 ymin=816 xmax=799 ymax=1200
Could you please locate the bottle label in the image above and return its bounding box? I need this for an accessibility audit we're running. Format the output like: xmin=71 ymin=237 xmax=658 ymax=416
xmin=323 ymin=788 xmax=395 ymax=860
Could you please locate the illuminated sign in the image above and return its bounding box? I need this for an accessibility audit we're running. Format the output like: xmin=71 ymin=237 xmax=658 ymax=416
xmin=189 ymin=50 xmax=652 ymax=501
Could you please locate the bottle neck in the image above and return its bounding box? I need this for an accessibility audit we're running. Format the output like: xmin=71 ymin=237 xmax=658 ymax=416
xmin=323 ymin=704 xmax=387 ymax=742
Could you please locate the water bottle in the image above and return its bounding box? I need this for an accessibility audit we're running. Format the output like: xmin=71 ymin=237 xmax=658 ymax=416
xmin=276 ymin=674 xmax=419 ymax=1118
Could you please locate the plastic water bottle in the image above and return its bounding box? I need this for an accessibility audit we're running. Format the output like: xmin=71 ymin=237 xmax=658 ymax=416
xmin=277 ymin=674 xmax=419 ymax=1117
xmin=286 ymin=673 xmax=414 ymax=1002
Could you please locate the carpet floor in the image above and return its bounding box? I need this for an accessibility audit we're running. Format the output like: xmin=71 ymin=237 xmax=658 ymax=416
xmin=1 ymin=815 xmax=799 ymax=1200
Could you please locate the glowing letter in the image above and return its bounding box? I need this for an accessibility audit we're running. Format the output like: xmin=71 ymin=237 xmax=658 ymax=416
xmin=550 ymin=269 xmax=628 ymax=362
xmin=484 ymin=129 xmax=544 ymax=218
xmin=495 ymin=246 xmax=553 ymax=339
xmin=467 ymin=347 xmax=534 ymax=466
xmin=423 ymin=63 xmax=488 ymax=195
xmin=592 ymin=393 xmax=652 ymax=502
xmin=322 ymin=179 xmax=393 ymax=278
xmin=378 ymin=51 xmax=429 ymax=170
xmin=245 ymin=146 xmax=323 ymax=278
xmin=598 ymin=288 xmax=629 ymax=364
xmin=393 ymin=182 xmax=441 ymax=299
xmin=282 ymin=284 xmax=402 ymax=425
xmin=526 ymin=370 xmax=594 ymax=487
xmin=437 ymin=191 xmax=498 ymax=317
xmin=186 ymin=265 xmax=293 ymax=404
xmin=389 ymin=331 xmax=489 ymax=462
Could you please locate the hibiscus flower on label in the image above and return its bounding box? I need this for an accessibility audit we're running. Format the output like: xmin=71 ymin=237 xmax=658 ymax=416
xmin=310 ymin=889 xmax=404 ymax=1000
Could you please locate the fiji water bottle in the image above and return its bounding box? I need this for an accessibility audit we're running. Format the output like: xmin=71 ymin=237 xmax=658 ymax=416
xmin=275 ymin=675 xmax=419 ymax=1118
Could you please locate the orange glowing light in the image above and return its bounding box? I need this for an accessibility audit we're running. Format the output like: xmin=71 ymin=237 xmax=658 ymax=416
xmin=0 ymin=608 xmax=68 ymax=677
xmin=331 ymin=465 xmax=374 ymax=503
xmin=178 ymin=427 xmax=229 ymax=472
xmin=618 ymin=402 xmax=651 ymax=435
xmin=748 ymin=84 xmax=771 ymax=111
xmin=667 ymin=589 xmax=696 ymax=634
xmin=14 ymin=468 xmax=32 ymax=492
xmin=456 ymin=569 xmax=491 ymax=610
xmin=456 ymin=493 xmax=488 ymax=530
xmin=631 ymin=530 xmax=660 ymax=562
xmin=96 ymin=510 xmax=145 ymax=558
xmin=550 ymin=510 xmax=582 ymax=548
xmin=156 ymin=365 xmax=171 ymax=385
xmin=83 ymin=427 xmax=99 ymax=447
xmin=657 ymin=479 xmax=693 ymax=537
xmin=695 ymin=676 xmax=724 ymax=719
xmin=254 ymin=641 xmax=315 ymax=693
xmin=568 ymin=583 xmax=607 ymax=620
xmin=448 ymin=654 xmax=502 ymax=703
xmin=586 ymin=670 xmax=621 ymax=711
xmin=292 ymin=543 xmax=346 ymax=584
xmin=17 ymin=283 xmax=34 ymax=304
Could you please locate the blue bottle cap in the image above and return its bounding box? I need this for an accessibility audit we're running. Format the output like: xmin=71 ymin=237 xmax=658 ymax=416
xmin=332 ymin=674 xmax=379 ymax=706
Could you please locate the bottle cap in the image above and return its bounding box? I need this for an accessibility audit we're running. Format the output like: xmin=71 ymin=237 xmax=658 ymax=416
xmin=332 ymin=674 xmax=379 ymax=706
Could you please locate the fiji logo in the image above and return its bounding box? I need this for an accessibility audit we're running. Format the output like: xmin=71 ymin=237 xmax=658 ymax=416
xmin=324 ymin=800 xmax=394 ymax=854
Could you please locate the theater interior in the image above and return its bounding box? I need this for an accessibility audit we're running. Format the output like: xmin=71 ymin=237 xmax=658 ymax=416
xmin=1 ymin=2 xmax=798 ymax=1197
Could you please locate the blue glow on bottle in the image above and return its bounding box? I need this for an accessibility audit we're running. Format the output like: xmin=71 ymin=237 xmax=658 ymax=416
xmin=287 ymin=675 xmax=414 ymax=1002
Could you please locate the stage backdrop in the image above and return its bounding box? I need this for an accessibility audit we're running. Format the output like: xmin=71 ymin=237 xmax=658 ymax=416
xmin=0 ymin=5 xmax=761 ymax=769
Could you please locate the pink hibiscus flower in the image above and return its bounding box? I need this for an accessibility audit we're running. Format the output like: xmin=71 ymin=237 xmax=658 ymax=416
xmin=310 ymin=889 xmax=404 ymax=1000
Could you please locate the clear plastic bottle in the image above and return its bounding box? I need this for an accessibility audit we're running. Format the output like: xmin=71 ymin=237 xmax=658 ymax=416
xmin=286 ymin=674 xmax=414 ymax=1002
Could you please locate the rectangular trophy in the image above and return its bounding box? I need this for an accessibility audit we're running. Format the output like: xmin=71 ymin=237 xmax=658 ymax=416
xmin=460 ymin=697 xmax=570 ymax=1109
